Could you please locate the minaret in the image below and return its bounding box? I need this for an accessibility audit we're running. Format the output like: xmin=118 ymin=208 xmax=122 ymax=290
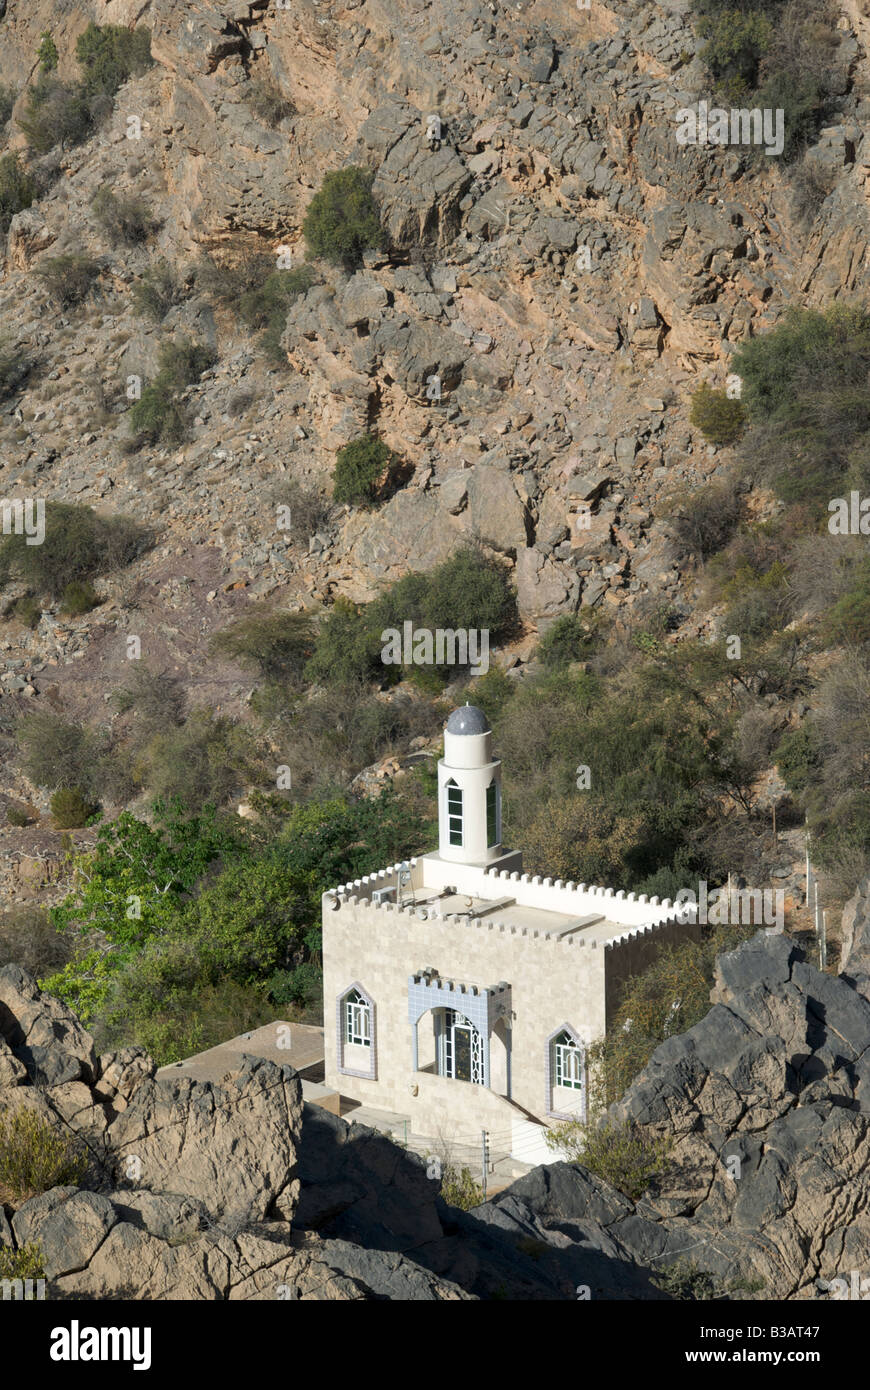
xmin=437 ymin=704 xmax=503 ymax=865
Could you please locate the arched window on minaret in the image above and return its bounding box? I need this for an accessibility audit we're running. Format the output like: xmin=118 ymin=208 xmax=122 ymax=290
xmin=445 ymin=779 xmax=463 ymax=847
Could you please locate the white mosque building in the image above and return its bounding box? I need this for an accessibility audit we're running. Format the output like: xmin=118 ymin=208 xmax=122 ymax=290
xmin=321 ymin=704 xmax=700 ymax=1160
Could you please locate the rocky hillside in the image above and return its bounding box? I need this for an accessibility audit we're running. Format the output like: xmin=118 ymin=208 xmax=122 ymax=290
xmin=0 ymin=0 xmax=865 ymax=718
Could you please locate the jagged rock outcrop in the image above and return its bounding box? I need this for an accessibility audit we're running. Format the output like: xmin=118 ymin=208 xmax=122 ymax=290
xmin=602 ymin=931 xmax=870 ymax=1298
xmin=0 ymin=964 xmax=474 ymax=1298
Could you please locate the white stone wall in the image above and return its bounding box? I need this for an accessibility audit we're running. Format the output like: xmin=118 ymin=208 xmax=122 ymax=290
xmin=323 ymin=894 xmax=611 ymax=1133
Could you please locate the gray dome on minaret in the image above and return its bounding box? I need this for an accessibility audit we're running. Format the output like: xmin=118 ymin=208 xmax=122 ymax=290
xmin=445 ymin=704 xmax=490 ymax=736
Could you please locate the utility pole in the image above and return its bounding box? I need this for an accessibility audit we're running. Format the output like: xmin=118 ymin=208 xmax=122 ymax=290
xmin=481 ymin=1130 xmax=489 ymax=1202
xmin=820 ymin=910 xmax=828 ymax=971
xmin=806 ymin=822 xmax=813 ymax=924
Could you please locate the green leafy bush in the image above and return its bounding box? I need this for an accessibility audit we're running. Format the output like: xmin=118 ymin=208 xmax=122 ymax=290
xmin=37 ymin=31 xmax=59 ymax=73
xmin=0 ymin=1242 xmax=45 ymax=1286
xmin=0 ymin=501 xmax=148 ymax=598
xmin=775 ymin=724 xmax=821 ymax=795
xmin=245 ymin=77 xmax=295 ymax=127
xmin=196 ymin=249 xmax=313 ymax=362
xmin=18 ymin=24 xmax=152 ymax=155
xmin=75 ymin=23 xmax=153 ymax=99
xmin=696 ymin=9 xmax=771 ymax=94
xmin=0 ymin=152 xmax=34 ymax=233
xmin=755 ymin=68 xmax=827 ymax=162
xmin=306 ymin=547 xmax=517 ymax=688
xmin=305 ymin=598 xmax=380 ymax=687
xmin=8 ymin=594 xmax=41 ymax=629
xmin=333 ymin=433 xmax=404 ymax=506
xmin=17 ymin=76 xmax=93 ymax=154
xmin=35 ymin=254 xmax=100 ymax=307
xmin=266 ymin=960 xmax=322 ymax=1013
xmin=92 ymin=185 xmax=158 ymax=244
xmin=691 ymin=0 xmax=839 ymax=157
xmin=210 ymin=608 xmax=314 ymax=684
xmin=96 ymin=950 xmax=272 ymax=1066
xmin=720 ymin=559 xmax=790 ymax=638
xmin=129 ymin=336 xmax=216 ymax=444
xmin=4 ymin=803 xmax=34 ymax=828
xmin=545 ymin=1119 xmax=673 ymax=1201
xmin=0 ymin=1107 xmax=87 ymax=1205
xmin=156 ymin=338 xmax=217 ymax=392
xmin=128 ymin=388 xmax=187 ymax=446
xmin=440 ymin=1164 xmax=485 ymax=1210
xmin=652 ymin=1261 xmax=722 ymax=1300
xmin=182 ymin=855 xmax=310 ymax=981
xmin=50 ymin=786 xmax=96 ymax=828
xmin=238 ymin=265 xmax=314 ymax=362
xmin=303 ymin=166 xmax=384 ymax=269
xmin=732 ymin=303 xmax=870 ymax=506
xmin=689 ymin=382 xmax=745 ymax=445
xmin=539 ymin=612 xmax=606 ymax=668
xmin=60 ymin=579 xmax=100 ymax=616
xmin=44 ymin=789 xmax=427 ymax=1045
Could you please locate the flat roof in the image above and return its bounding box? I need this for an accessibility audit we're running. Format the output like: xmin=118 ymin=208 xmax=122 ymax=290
xmin=156 ymin=1020 xmax=325 ymax=1086
xmin=411 ymin=889 xmax=628 ymax=944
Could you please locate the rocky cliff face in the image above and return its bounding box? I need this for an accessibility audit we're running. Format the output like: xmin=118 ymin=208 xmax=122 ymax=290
xmin=0 ymin=0 xmax=867 ymax=869
xmin=4 ymin=923 xmax=870 ymax=1299
xmin=0 ymin=0 xmax=865 ymax=616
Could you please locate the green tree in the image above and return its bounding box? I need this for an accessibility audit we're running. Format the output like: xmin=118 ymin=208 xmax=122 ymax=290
xmin=43 ymin=801 xmax=243 ymax=1020
xmin=303 ymin=166 xmax=384 ymax=269
xmin=182 ymin=856 xmax=311 ymax=981
xmin=538 ymin=612 xmax=605 ymax=668
xmin=305 ymin=597 xmax=383 ymax=687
